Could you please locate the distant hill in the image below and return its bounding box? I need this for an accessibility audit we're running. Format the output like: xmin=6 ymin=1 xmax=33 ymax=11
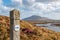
xmin=0 ymin=15 xmax=60 ymax=40
xmin=23 ymin=15 xmax=51 ymax=20
xmin=23 ymin=15 xmax=60 ymax=24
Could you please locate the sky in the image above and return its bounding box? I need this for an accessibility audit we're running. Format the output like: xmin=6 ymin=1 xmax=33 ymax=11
xmin=0 ymin=0 xmax=60 ymax=20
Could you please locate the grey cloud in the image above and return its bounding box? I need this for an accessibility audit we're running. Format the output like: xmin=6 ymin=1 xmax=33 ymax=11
xmin=52 ymin=8 xmax=60 ymax=13
xmin=23 ymin=0 xmax=34 ymax=6
xmin=35 ymin=0 xmax=59 ymax=3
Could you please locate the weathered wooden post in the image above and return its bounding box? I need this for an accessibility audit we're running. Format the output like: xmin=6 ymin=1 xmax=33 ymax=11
xmin=10 ymin=9 xmax=20 ymax=40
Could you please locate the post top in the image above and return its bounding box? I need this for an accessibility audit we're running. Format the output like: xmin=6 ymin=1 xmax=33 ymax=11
xmin=10 ymin=9 xmax=20 ymax=15
xmin=10 ymin=9 xmax=20 ymax=19
xmin=10 ymin=9 xmax=19 ymax=12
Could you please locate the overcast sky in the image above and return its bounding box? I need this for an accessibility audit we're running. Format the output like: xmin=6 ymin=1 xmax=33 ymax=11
xmin=0 ymin=0 xmax=60 ymax=20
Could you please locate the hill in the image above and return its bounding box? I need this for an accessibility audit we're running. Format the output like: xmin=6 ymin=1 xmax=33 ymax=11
xmin=23 ymin=15 xmax=50 ymax=20
xmin=0 ymin=16 xmax=60 ymax=40
xmin=23 ymin=15 xmax=60 ymax=24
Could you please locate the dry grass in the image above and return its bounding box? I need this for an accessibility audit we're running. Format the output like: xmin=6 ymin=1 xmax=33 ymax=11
xmin=0 ymin=16 xmax=60 ymax=40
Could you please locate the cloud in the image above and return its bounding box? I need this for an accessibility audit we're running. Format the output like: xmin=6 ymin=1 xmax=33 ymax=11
xmin=0 ymin=0 xmax=60 ymax=20
xmin=0 ymin=0 xmax=2 ymax=4
xmin=0 ymin=5 xmax=13 ymax=16
xmin=44 ymin=13 xmax=60 ymax=20
xmin=23 ymin=0 xmax=60 ymax=20
xmin=23 ymin=0 xmax=35 ymax=5
xmin=35 ymin=0 xmax=60 ymax=3
xmin=21 ymin=0 xmax=60 ymax=20
xmin=11 ymin=0 xmax=22 ymax=6
xmin=32 ymin=1 xmax=60 ymax=11
xmin=0 ymin=0 xmax=14 ymax=16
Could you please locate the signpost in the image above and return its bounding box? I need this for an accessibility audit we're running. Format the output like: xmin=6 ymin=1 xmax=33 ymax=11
xmin=10 ymin=9 xmax=20 ymax=40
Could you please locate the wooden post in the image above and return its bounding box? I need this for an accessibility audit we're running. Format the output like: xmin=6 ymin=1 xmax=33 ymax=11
xmin=10 ymin=9 xmax=20 ymax=40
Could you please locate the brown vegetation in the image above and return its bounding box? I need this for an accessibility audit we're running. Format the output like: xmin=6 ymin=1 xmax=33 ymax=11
xmin=0 ymin=16 xmax=60 ymax=40
xmin=53 ymin=24 xmax=60 ymax=26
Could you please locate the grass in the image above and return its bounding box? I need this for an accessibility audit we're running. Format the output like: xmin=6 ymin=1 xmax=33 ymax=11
xmin=0 ymin=16 xmax=60 ymax=40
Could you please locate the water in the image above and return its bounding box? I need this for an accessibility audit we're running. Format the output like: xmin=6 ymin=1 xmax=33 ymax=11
xmin=35 ymin=23 xmax=60 ymax=32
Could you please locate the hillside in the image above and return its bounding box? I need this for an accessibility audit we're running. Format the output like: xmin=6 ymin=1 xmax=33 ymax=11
xmin=0 ymin=16 xmax=60 ymax=40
